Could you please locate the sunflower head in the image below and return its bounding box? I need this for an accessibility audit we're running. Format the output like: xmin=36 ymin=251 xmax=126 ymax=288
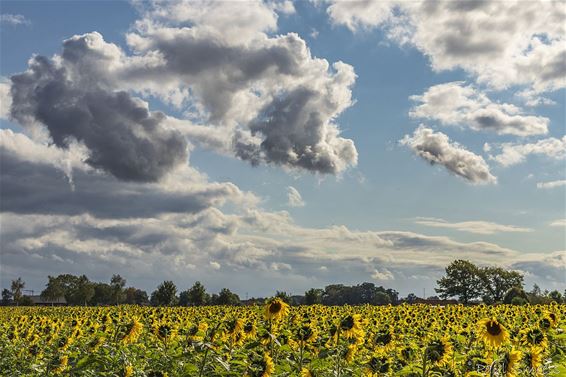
xmin=477 ymin=318 xmax=509 ymax=348
xmin=264 ymin=298 xmax=290 ymax=321
xmin=425 ymin=337 xmax=453 ymax=366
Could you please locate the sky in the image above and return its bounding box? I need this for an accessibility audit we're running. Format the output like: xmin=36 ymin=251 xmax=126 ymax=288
xmin=0 ymin=0 xmax=564 ymax=298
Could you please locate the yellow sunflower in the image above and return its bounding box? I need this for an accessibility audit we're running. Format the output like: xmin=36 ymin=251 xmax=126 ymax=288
xmin=261 ymin=353 xmax=275 ymax=377
xmin=121 ymin=318 xmax=143 ymax=345
xmin=501 ymin=348 xmax=522 ymax=377
xmin=477 ymin=318 xmax=509 ymax=348
xmin=264 ymin=298 xmax=290 ymax=321
xmin=425 ymin=337 xmax=453 ymax=366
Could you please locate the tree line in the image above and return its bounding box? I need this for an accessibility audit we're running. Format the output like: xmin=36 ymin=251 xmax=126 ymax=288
xmin=2 ymin=260 xmax=564 ymax=306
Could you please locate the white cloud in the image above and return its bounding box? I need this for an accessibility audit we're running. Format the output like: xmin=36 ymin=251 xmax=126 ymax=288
xmin=410 ymin=82 xmax=549 ymax=136
xmin=8 ymin=1 xmax=359 ymax=176
xmin=550 ymin=219 xmax=566 ymax=228
xmin=487 ymin=136 xmax=566 ymax=167
xmin=415 ymin=217 xmax=532 ymax=235
xmin=287 ymin=186 xmax=305 ymax=207
xmin=0 ymin=77 xmax=12 ymax=120
xmin=0 ymin=14 xmax=30 ymax=25
xmin=400 ymin=125 xmax=497 ymax=185
xmin=325 ymin=0 xmax=566 ymax=93
xmin=537 ymin=180 xmax=566 ymax=189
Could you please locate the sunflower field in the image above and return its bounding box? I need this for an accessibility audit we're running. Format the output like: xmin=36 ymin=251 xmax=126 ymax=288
xmin=1 ymin=300 xmax=565 ymax=377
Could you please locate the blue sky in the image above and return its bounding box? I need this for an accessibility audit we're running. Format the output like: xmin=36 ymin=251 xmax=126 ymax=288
xmin=1 ymin=0 xmax=564 ymax=297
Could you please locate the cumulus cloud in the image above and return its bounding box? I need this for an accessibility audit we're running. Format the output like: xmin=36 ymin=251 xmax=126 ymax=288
xmin=537 ymin=180 xmax=566 ymax=189
xmin=107 ymin=0 xmax=359 ymax=174
xmin=415 ymin=217 xmax=532 ymax=235
xmin=487 ymin=136 xmax=566 ymax=167
xmin=410 ymin=82 xmax=549 ymax=136
xmin=287 ymin=186 xmax=305 ymax=207
xmin=325 ymin=0 xmax=565 ymax=93
xmin=8 ymin=1 xmax=358 ymax=176
xmin=400 ymin=126 xmax=497 ymax=184
xmin=0 ymin=14 xmax=30 ymax=25
xmin=10 ymin=54 xmax=188 ymax=182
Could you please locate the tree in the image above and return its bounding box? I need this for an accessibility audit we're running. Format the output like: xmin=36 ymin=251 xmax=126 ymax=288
xmin=42 ymin=274 xmax=94 ymax=305
xmin=181 ymin=281 xmax=210 ymax=306
xmin=479 ymin=267 xmax=523 ymax=303
xmin=275 ymin=291 xmax=291 ymax=304
xmin=68 ymin=275 xmax=95 ymax=305
xmin=41 ymin=275 xmax=66 ymax=305
xmin=405 ymin=293 xmax=418 ymax=304
xmin=11 ymin=277 xmax=25 ymax=305
xmin=110 ymin=274 xmax=127 ymax=305
xmin=503 ymin=286 xmax=529 ymax=304
xmin=304 ymin=288 xmax=324 ymax=305
xmin=435 ymin=260 xmax=483 ymax=304
xmin=89 ymin=283 xmax=113 ymax=306
xmin=373 ymin=291 xmax=391 ymax=305
xmin=124 ymin=287 xmax=149 ymax=305
xmin=1 ymin=289 xmax=12 ymax=305
xmin=213 ymin=288 xmax=240 ymax=306
xmin=548 ymin=290 xmax=563 ymax=303
xmin=150 ymin=281 xmax=178 ymax=306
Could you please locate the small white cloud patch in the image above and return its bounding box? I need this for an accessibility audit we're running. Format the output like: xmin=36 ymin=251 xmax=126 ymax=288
xmin=287 ymin=186 xmax=305 ymax=207
xmin=401 ymin=126 xmax=497 ymax=185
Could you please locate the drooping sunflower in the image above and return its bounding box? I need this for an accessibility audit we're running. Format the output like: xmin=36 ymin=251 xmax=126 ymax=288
xmin=477 ymin=318 xmax=509 ymax=348
xmin=425 ymin=337 xmax=453 ymax=366
xmin=264 ymin=298 xmax=290 ymax=321
xmin=261 ymin=353 xmax=275 ymax=377
xmin=521 ymin=346 xmax=543 ymax=373
xmin=500 ymin=348 xmax=522 ymax=377
xmin=52 ymin=355 xmax=68 ymax=374
xmin=121 ymin=318 xmax=143 ymax=345
xmin=364 ymin=353 xmax=391 ymax=376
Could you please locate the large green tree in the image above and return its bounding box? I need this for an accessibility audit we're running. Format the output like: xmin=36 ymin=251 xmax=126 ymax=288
xmin=435 ymin=260 xmax=483 ymax=304
xmin=180 ymin=281 xmax=209 ymax=306
xmin=479 ymin=266 xmax=523 ymax=303
xmin=150 ymin=281 xmax=178 ymax=306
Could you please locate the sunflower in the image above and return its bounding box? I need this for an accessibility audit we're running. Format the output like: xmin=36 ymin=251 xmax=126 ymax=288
xmin=264 ymin=298 xmax=290 ymax=321
xmin=261 ymin=353 xmax=275 ymax=377
xmin=364 ymin=353 xmax=391 ymax=376
xmin=500 ymin=348 xmax=521 ymax=377
xmin=300 ymin=367 xmax=314 ymax=377
xmin=123 ymin=365 xmax=134 ymax=377
xmin=425 ymin=337 xmax=453 ymax=366
xmin=345 ymin=344 xmax=358 ymax=363
xmin=522 ymin=346 xmax=543 ymax=373
xmin=339 ymin=314 xmax=364 ymax=342
xmin=520 ymin=327 xmax=548 ymax=350
xmin=121 ymin=318 xmax=143 ymax=345
xmin=477 ymin=318 xmax=509 ymax=348
xmin=52 ymin=355 xmax=68 ymax=374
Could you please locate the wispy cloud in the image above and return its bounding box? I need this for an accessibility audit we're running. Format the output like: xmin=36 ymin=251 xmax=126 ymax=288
xmin=415 ymin=217 xmax=533 ymax=235
xmin=0 ymin=14 xmax=30 ymax=26
xmin=537 ymin=180 xmax=566 ymax=189
xmin=287 ymin=186 xmax=305 ymax=208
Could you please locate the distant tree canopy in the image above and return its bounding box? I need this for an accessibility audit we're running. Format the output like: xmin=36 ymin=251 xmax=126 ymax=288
xmin=436 ymin=260 xmax=525 ymax=304
xmin=319 ymin=283 xmax=398 ymax=306
xmin=3 ymin=260 xmax=564 ymax=307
